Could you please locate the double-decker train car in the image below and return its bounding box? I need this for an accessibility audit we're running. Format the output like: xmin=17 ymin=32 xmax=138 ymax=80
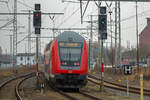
xmin=44 ymin=31 xmax=88 ymax=89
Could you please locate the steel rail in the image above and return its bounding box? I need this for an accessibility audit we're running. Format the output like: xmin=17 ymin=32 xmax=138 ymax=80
xmin=48 ymin=83 xmax=78 ymax=100
xmin=88 ymin=74 xmax=150 ymax=97
xmin=0 ymin=72 xmax=35 ymax=90
xmin=48 ymin=80 xmax=103 ymax=100
xmin=15 ymin=74 xmax=35 ymax=100
xmin=79 ymin=91 xmax=103 ymax=100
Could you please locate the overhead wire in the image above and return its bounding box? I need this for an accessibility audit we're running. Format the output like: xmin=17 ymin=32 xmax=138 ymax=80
xmin=17 ymin=0 xmax=34 ymax=10
xmin=57 ymin=7 xmax=80 ymax=28
xmin=0 ymin=18 xmax=14 ymax=29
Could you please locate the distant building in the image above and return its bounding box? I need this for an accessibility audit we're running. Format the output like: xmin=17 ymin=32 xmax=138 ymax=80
xmin=0 ymin=54 xmax=12 ymax=68
xmin=0 ymin=55 xmax=12 ymax=64
xmin=139 ymin=18 xmax=150 ymax=52
xmin=16 ymin=53 xmax=35 ymax=66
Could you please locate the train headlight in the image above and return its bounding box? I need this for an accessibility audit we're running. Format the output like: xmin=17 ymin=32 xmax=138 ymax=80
xmin=74 ymin=62 xmax=80 ymax=66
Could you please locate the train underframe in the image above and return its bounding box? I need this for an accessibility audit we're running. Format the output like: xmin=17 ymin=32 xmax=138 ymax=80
xmin=49 ymin=74 xmax=87 ymax=88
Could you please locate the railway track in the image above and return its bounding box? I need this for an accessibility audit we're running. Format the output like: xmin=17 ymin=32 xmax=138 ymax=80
xmin=15 ymin=73 xmax=35 ymax=100
xmin=52 ymin=88 xmax=103 ymax=100
xmin=88 ymin=74 xmax=150 ymax=97
xmin=48 ymin=82 xmax=78 ymax=100
xmin=79 ymin=90 xmax=103 ymax=100
xmin=0 ymin=72 xmax=35 ymax=100
xmin=48 ymin=80 xmax=103 ymax=100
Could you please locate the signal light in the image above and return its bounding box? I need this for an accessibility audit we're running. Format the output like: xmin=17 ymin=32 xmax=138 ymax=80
xmin=33 ymin=11 xmax=41 ymax=28
xmin=101 ymin=21 xmax=105 ymax=24
xmin=99 ymin=15 xmax=107 ymax=32
xmin=98 ymin=14 xmax=107 ymax=40
xmin=36 ymin=14 xmax=39 ymax=17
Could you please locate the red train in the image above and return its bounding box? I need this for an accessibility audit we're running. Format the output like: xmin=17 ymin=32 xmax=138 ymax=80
xmin=44 ymin=31 xmax=88 ymax=89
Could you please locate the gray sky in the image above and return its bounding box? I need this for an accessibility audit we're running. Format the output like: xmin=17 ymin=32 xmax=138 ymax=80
xmin=0 ymin=0 xmax=150 ymax=54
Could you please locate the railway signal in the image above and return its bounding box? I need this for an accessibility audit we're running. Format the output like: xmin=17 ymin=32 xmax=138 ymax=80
xmin=98 ymin=6 xmax=107 ymax=40
xmin=33 ymin=11 xmax=41 ymax=28
xmin=33 ymin=4 xmax=41 ymax=35
xmin=98 ymin=6 xmax=107 ymax=93
xmin=34 ymin=4 xmax=41 ymax=89
xmin=98 ymin=14 xmax=107 ymax=39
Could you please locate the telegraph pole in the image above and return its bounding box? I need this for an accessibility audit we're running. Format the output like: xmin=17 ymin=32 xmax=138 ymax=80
xmin=136 ymin=1 xmax=139 ymax=73
xmin=21 ymin=10 xmax=32 ymax=66
xmin=89 ymin=15 xmax=93 ymax=70
xmin=13 ymin=0 xmax=17 ymax=72
xmin=97 ymin=1 xmax=101 ymax=91
xmin=109 ymin=11 xmax=113 ymax=67
xmin=25 ymin=44 xmax=27 ymax=66
xmin=118 ymin=1 xmax=121 ymax=65
xmin=28 ymin=10 xmax=31 ymax=66
xmin=114 ymin=0 xmax=118 ymax=68
xmin=90 ymin=15 xmax=93 ymax=55
xmin=10 ymin=35 xmax=13 ymax=67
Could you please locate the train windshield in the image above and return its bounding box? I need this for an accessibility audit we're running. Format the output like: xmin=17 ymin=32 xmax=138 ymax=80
xmin=59 ymin=42 xmax=82 ymax=66
xmin=60 ymin=47 xmax=81 ymax=62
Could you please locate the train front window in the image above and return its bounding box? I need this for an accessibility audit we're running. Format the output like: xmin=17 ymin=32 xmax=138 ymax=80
xmin=58 ymin=42 xmax=82 ymax=66
xmin=60 ymin=47 xmax=81 ymax=62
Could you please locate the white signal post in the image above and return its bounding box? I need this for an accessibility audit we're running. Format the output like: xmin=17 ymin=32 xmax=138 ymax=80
xmin=127 ymin=75 xmax=129 ymax=96
xmin=36 ymin=35 xmax=39 ymax=77
xmin=124 ymin=65 xmax=132 ymax=96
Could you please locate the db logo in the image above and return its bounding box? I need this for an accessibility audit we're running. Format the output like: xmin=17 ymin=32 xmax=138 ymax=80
xmin=68 ymin=70 xmax=72 ymax=73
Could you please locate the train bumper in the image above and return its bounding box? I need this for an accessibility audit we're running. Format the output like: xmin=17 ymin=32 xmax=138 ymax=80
xmin=54 ymin=74 xmax=87 ymax=88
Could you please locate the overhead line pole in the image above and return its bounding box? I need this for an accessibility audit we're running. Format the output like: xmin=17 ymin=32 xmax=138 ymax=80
xmin=109 ymin=11 xmax=113 ymax=68
xmin=118 ymin=1 xmax=122 ymax=66
xmin=90 ymin=15 xmax=93 ymax=69
xmin=22 ymin=10 xmax=32 ymax=66
xmin=89 ymin=15 xmax=93 ymax=70
xmin=136 ymin=1 xmax=139 ymax=73
xmin=28 ymin=10 xmax=31 ymax=67
xmin=114 ymin=0 xmax=118 ymax=68
xmin=13 ymin=0 xmax=17 ymax=72
xmin=9 ymin=35 xmax=13 ymax=67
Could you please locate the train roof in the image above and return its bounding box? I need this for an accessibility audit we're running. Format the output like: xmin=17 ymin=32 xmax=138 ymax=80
xmin=56 ymin=31 xmax=85 ymax=43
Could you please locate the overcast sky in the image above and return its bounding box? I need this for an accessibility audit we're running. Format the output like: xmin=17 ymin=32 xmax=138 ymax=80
xmin=0 ymin=0 xmax=150 ymax=54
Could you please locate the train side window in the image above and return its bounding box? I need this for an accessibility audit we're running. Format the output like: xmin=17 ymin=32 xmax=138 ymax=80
xmin=27 ymin=57 xmax=30 ymax=60
xmin=20 ymin=57 xmax=23 ymax=61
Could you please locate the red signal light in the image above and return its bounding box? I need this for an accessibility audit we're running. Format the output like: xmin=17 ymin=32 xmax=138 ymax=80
xmin=33 ymin=11 xmax=41 ymax=27
xmin=36 ymin=14 xmax=39 ymax=17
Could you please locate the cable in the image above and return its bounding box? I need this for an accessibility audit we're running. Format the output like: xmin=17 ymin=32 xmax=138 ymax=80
xmin=57 ymin=7 xmax=80 ymax=28
xmin=121 ymin=8 xmax=150 ymax=22
xmin=17 ymin=32 xmax=33 ymax=45
xmin=6 ymin=1 xmax=11 ymax=13
xmin=17 ymin=1 xmax=34 ymax=10
xmin=0 ymin=19 xmax=14 ymax=29
xmin=55 ymin=2 xmax=70 ymax=20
